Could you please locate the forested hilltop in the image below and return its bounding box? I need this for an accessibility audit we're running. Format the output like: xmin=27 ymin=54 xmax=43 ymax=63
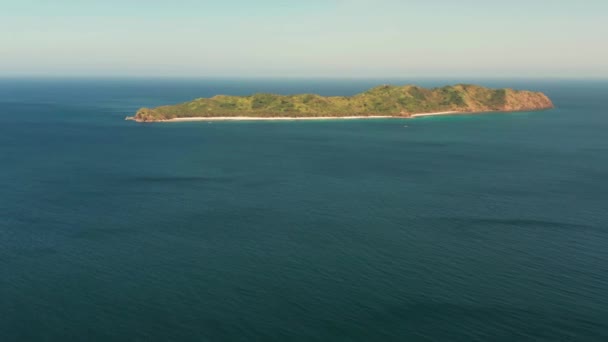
xmin=129 ymin=84 xmax=554 ymax=122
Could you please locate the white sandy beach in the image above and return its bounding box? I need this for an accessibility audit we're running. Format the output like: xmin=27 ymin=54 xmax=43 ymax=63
xmin=409 ymin=111 xmax=462 ymax=118
xmin=155 ymin=115 xmax=394 ymax=122
xmin=143 ymin=111 xmax=465 ymax=122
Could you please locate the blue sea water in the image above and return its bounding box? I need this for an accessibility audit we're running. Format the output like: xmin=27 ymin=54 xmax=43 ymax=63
xmin=1 ymin=78 xmax=607 ymax=341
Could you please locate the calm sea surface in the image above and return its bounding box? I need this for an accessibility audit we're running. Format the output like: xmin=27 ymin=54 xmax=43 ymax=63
xmin=1 ymin=78 xmax=607 ymax=341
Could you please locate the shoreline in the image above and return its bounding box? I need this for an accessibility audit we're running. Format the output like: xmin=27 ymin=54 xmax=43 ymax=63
xmin=126 ymin=108 xmax=553 ymax=123
xmin=136 ymin=115 xmax=395 ymax=122
xmin=126 ymin=111 xmax=465 ymax=123
xmin=409 ymin=111 xmax=462 ymax=118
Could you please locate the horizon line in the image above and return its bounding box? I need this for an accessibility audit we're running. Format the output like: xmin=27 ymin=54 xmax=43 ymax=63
xmin=2 ymin=75 xmax=608 ymax=81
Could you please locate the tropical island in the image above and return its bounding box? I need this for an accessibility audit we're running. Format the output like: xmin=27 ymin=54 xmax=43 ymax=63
xmin=127 ymin=84 xmax=553 ymax=122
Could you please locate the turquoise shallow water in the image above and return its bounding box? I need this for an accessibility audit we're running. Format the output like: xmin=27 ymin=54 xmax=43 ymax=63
xmin=1 ymin=78 xmax=608 ymax=341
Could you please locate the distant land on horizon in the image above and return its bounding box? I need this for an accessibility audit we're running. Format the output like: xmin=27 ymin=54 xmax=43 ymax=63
xmin=128 ymin=84 xmax=554 ymax=122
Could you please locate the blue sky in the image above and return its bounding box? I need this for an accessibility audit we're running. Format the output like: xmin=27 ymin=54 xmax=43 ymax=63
xmin=2 ymin=0 xmax=607 ymax=77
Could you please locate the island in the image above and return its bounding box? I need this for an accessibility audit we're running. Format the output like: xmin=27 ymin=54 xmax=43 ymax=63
xmin=126 ymin=84 xmax=554 ymax=122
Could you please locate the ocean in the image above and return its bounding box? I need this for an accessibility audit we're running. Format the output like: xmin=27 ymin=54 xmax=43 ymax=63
xmin=1 ymin=78 xmax=607 ymax=341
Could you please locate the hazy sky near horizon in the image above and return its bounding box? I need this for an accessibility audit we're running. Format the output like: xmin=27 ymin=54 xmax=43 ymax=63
xmin=2 ymin=0 xmax=608 ymax=78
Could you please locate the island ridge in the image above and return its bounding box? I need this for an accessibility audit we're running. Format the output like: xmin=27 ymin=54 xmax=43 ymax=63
xmin=127 ymin=84 xmax=554 ymax=122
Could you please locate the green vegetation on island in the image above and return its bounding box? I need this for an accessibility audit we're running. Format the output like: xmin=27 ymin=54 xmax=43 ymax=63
xmin=128 ymin=84 xmax=554 ymax=122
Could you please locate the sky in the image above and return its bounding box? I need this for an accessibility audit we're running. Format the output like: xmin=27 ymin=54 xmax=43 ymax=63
xmin=1 ymin=0 xmax=607 ymax=78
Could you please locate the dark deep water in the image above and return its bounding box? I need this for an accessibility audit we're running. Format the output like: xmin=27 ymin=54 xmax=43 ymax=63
xmin=1 ymin=78 xmax=607 ymax=341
